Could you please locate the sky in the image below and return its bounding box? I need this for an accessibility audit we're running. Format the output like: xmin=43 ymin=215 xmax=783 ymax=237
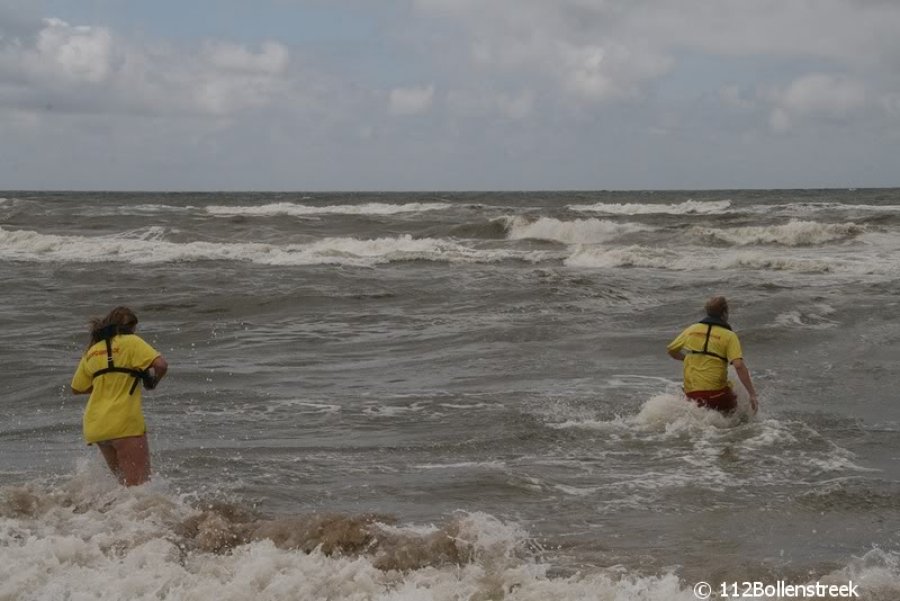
xmin=0 ymin=0 xmax=898 ymax=191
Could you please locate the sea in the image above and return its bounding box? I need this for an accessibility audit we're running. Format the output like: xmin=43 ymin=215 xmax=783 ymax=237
xmin=1 ymin=189 xmax=899 ymax=600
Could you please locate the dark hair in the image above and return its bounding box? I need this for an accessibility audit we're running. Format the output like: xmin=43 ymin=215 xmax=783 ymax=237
xmin=88 ymin=306 xmax=139 ymax=346
xmin=704 ymin=296 xmax=729 ymax=319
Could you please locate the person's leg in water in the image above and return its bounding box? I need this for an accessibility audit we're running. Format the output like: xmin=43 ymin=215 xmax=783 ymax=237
xmin=97 ymin=441 xmax=122 ymax=483
xmin=97 ymin=435 xmax=151 ymax=486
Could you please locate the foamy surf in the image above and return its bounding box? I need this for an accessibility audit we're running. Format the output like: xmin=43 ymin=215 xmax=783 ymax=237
xmin=568 ymin=199 xmax=732 ymax=215
xmin=6 ymin=468 xmax=893 ymax=600
xmin=545 ymin=392 xmax=749 ymax=434
xmin=773 ymin=304 xmax=839 ymax=329
xmin=564 ymin=245 xmax=843 ymax=273
xmin=504 ymin=216 xmax=653 ymax=244
xmin=0 ymin=467 xmax=718 ymax=601
xmin=0 ymin=227 xmax=555 ymax=266
xmin=691 ymin=220 xmax=865 ymax=246
xmin=206 ymin=201 xmax=454 ymax=217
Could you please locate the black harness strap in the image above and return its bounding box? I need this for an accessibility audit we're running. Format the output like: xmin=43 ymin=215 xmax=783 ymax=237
xmin=687 ymin=319 xmax=731 ymax=363
xmin=698 ymin=324 xmax=729 ymax=362
xmin=91 ymin=336 xmax=148 ymax=395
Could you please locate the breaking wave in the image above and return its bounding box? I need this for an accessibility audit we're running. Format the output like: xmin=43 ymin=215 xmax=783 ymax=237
xmin=692 ymin=220 xmax=865 ymax=246
xmin=564 ymin=246 xmax=837 ymax=273
xmin=206 ymin=202 xmax=454 ymax=217
xmin=4 ymin=467 xmax=895 ymax=600
xmin=0 ymin=469 xmax=716 ymax=601
xmin=504 ymin=216 xmax=652 ymax=244
xmin=0 ymin=227 xmax=553 ymax=267
xmin=568 ymin=199 xmax=732 ymax=215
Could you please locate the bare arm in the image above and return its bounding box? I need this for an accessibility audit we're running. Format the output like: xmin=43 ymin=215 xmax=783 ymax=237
xmin=150 ymin=355 xmax=168 ymax=384
xmin=732 ymin=358 xmax=758 ymax=413
xmin=668 ymin=349 xmax=684 ymax=361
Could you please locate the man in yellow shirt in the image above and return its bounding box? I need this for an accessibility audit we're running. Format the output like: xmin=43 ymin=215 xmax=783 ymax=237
xmin=667 ymin=296 xmax=758 ymax=414
xmin=71 ymin=307 xmax=168 ymax=486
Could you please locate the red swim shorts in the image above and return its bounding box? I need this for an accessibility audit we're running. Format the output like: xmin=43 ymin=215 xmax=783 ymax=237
xmin=685 ymin=388 xmax=737 ymax=414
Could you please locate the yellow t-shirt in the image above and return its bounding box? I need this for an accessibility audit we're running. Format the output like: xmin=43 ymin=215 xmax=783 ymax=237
xmin=71 ymin=334 xmax=160 ymax=444
xmin=667 ymin=323 xmax=743 ymax=393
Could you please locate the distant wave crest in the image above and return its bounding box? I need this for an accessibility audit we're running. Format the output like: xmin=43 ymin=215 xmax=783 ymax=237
xmin=504 ymin=216 xmax=653 ymax=244
xmin=565 ymin=245 xmax=836 ymax=273
xmin=568 ymin=199 xmax=732 ymax=215
xmin=206 ymin=202 xmax=453 ymax=217
xmin=692 ymin=220 xmax=864 ymax=246
xmin=0 ymin=227 xmax=552 ymax=266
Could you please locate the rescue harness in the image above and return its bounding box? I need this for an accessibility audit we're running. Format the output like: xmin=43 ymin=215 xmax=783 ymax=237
xmin=90 ymin=326 xmax=154 ymax=395
xmin=686 ymin=316 xmax=732 ymax=364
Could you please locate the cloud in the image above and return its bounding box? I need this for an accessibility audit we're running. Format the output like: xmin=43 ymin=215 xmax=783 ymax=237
xmin=414 ymin=1 xmax=674 ymax=104
xmin=389 ymin=84 xmax=435 ymax=115
xmin=0 ymin=18 xmax=291 ymax=117
xmin=768 ymin=73 xmax=868 ymax=132
xmin=558 ymin=41 xmax=672 ymax=102
xmin=412 ymin=0 xmax=900 ymax=101
xmin=0 ymin=18 xmax=113 ymax=88
xmin=446 ymin=89 xmax=534 ymax=120
xmin=719 ymin=85 xmax=756 ymax=110
xmin=1 ymin=2 xmax=899 ymax=189
xmin=35 ymin=18 xmax=112 ymax=83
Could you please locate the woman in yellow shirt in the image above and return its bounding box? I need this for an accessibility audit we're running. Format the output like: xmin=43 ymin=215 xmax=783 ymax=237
xmin=71 ymin=307 xmax=168 ymax=486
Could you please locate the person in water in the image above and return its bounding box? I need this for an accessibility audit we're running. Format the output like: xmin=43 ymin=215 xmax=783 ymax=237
xmin=667 ymin=296 xmax=758 ymax=414
xmin=71 ymin=307 xmax=168 ymax=486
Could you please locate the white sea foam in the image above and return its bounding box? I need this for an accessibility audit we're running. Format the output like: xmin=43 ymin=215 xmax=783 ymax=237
xmin=0 ymin=227 xmax=553 ymax=266
xmin=773 ymin=304 xmax=838 ymax=329
xmin=540 ymin=391 xmax=748 ymax=435
xmin=564 ymin=245 xmax=838 ymax=273
xmin=723 ymin=251 xmax=836 ymax=273
xmin=568 ymin=199 xmax=732 ymax=215
xmin=0 ymin=470 xmax=742 ymax=601
xmin=78 ymin=204 xmax=199 ymax=216
xmin=413 ymin=461 xmax=508 ymax=470
xmin=751 ymin=201 xmax=900 ymax=217
xmin=132 ymin=204 xmax=197 ymax=214
xmin=362 ymin=402 xmax=428 ymax=417
xmin=692 ymin=220 xmax=864 ymax=246
xmin=266 ymin=400 xmax=342 ymax=414
xmin=505 ymin=216 xmax=653 ymax=244
xmin=437 ymin=402 xmax=506 ymax=410
xmin=206 ymin=202 xmax=454 ymax=217
xmin=564 ymin=245 xmax=678 ymax=269
xmin=630 ymin=392 xmax=744 ymax=431
xmin=820 ymin=549 xmax=900 ymax=600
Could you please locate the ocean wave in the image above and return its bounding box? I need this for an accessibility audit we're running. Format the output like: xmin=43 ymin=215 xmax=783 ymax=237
xmin=564 ymin=245 xmax=836 ymax=273
xmin=7 ymin=470 xmax=892 ymax=601
xmin=773 ymin=305 xmax=839 ymax=329
xmin=564 ymin=245 xmax=677 ymax=269
xmin=753 ymin=201 xmax=900 ymax=217
xmin=568 ymin=199 xmax=732 ymax=215
xmin=206 ymin=201 xmax=454 ymax=217
xmin=0 ymin=227 xmax=554 ymax=267
xmin=504 ymin=216 xmax=653 ymax=244
xmin=530 ymin=390 xmax=875 ymax=519
xmin=724 ymin=252 xmax=836 ymax=273
xmin=692 ymin=220 xmax=864 ymax=246
xmin=0 ymin=470 xmax=712 ymax=601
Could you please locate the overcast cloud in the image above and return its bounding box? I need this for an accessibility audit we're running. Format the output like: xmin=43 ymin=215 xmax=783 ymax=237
xmin=0 ymin=1 xmax=897 ymax=190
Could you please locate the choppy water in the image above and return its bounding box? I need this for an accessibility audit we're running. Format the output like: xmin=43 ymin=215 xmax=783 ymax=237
xmin=1 ymin=190 xmax=899 ymax=600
